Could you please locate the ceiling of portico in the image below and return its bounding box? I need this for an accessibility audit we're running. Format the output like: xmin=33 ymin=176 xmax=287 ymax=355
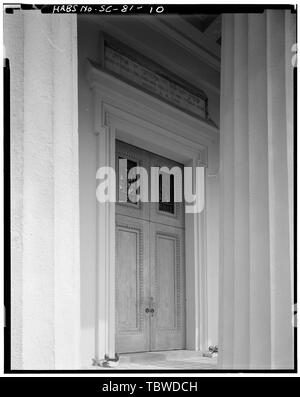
xmin=150 ymin=14 xmax=222 ymax=67
xmin=81 ymin=13 xmax=221 ymax=95
xmin=84 ymin=13 xmax=221 ymax=71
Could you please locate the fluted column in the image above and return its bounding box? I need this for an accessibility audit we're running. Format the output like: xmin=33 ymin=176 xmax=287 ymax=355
xmin=5 ymin=10 xmax=80 ymax=369
xmin=219 ymin=10 xmax=295 ymax=369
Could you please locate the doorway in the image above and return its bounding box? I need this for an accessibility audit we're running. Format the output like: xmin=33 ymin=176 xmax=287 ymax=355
xmin=115 ymin=140 xmax=186 ymax=353
xmin=87 ymin=59 xmax=213 ymax=362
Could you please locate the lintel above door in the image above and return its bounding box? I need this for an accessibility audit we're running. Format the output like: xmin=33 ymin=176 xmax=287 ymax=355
xmin=86 ymin=58 xmax=220 ymax=174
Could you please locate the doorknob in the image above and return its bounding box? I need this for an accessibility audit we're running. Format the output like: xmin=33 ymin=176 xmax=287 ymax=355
xmin=150 ymin=308 xmax=154 ymax=313
xmin=145 ymin=308 xmax=150 ymax=313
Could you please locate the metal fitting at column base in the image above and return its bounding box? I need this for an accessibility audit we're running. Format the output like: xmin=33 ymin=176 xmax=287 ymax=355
xmin=92 ymin=354 xmax=120 ymax=368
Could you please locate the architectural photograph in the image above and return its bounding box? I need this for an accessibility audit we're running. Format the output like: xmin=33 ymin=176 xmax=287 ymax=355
xmin=3 ymin=3 xmax=297 ymax=373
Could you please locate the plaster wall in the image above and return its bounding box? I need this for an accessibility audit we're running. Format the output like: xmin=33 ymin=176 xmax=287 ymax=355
xmin=5 ymin=11 xmax=80 ymax=369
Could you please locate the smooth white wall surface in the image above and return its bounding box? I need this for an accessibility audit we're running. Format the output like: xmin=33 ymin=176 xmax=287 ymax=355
xmin=78 ymin=19 xmax=101 ymax=368
xmin=78 ymin=16 xmax=220 ymax=366
xmin=206 ymin=174 xmax=219 ymax=347
xmin=6 ymin=11 xmax=80 ymax=369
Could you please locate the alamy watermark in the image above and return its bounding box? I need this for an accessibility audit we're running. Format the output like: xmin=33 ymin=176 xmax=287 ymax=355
xmin=96 ymin=159 xmax=205 ymax=214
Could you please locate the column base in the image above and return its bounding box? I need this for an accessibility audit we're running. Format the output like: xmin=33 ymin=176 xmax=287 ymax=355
xmin=92 ymin=354 xmax=120 ymax=368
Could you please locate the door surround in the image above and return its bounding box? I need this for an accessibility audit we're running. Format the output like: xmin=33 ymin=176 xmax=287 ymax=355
xmin=86 ymin=60 xmax=219 ymax=362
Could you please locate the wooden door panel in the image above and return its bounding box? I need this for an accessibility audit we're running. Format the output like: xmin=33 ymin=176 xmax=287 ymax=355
xmin=115 ymin=214 xmax=150 ymax=353
xmin=156 ymin=235 xmax=177 ymax=329
xmin=150 ymin=223 xmax=186 ymax=351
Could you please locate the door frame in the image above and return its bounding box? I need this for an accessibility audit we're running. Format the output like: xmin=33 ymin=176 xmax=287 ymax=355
xmin=86 ymin=60 xmax=219 ymax=362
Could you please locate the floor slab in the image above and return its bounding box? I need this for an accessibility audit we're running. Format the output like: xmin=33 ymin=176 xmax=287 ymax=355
xmin=88 ymin=350 xmax=218 ymax=370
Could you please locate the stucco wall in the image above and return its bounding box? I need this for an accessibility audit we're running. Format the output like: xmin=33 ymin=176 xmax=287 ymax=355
xmin=78 ymin=19 xmax=101 ymax=367
xmin=6 ymin=11 xmax=80 ymax=369
xmin=4 ymin=10 xmax=24 ymax=370
xmin=78 ymin=15 xmax=220 ymax=366
xmin=206 ymin=174 xmax=219 ymax=347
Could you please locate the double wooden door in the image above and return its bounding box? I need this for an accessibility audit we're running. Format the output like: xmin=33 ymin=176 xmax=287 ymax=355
xmin=115 ymin=140 xmax=186 ymax=353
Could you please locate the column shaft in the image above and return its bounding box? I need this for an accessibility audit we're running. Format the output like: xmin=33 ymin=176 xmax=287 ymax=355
xmin=219 ymin=10 xmax=295 ymax=369
xmin=5 ymin=11 xmax=80 ymax=369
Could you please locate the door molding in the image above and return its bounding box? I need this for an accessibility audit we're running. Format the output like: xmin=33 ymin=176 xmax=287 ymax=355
xmin=86 ymin=60 xmax=219 ymax=362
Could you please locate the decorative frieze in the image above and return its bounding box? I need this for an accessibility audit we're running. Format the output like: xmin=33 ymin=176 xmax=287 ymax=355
xmin=103 ymin=37 xmax=208 ymax=120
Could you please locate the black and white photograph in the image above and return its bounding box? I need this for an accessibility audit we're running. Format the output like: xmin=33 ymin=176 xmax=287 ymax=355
xmin=1 ymin=0 xmax=298 ymax=382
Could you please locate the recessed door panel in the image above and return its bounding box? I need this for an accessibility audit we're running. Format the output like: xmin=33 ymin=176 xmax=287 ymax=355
xmin=115 ymin=215 xmax=150 ymax=353
xmin=150 ymin=223 xmax=185 ymax=351
xmin=156 ymin=235 xmax=177 ymax=329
